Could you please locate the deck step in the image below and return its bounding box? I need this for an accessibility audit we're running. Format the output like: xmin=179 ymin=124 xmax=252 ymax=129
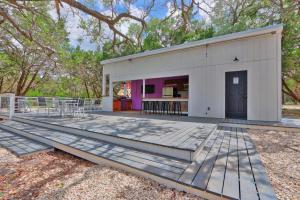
xmin=12 ymin=117 xmax=216 ymax=162
xmin=0 ymin=128 xmax=53 ymax=157
xmin=0 ymin=121 xmax=191 ymax=179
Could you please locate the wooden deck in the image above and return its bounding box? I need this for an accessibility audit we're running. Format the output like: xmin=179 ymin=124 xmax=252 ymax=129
xmin=0 ymin=116 xmax=277 ymax=200
xmin=0 ymin=128 xmax=52 ymax=156
xmin=18 ymin=114 xmax=217 ymax=151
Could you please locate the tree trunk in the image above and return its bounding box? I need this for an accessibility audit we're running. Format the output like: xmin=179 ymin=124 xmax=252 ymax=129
xmin=0 ymin=77 xmax=3 ymax=93
xmin=282 ymin=78 xmax=300 ymax=103
xmin=84 ymin=81 xmax=90 ymax=98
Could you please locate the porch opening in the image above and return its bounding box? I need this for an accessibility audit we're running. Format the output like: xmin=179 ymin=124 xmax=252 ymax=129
xmin=112 ymin=75 xmax=189 ymax=114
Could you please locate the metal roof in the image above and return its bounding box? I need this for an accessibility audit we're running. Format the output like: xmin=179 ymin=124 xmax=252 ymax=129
xmin=101 ymin=24 xmax=283 ymax=65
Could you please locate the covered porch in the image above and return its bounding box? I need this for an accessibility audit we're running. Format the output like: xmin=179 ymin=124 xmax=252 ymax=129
xmin=108 ymin=75 xmax=189 ymax=114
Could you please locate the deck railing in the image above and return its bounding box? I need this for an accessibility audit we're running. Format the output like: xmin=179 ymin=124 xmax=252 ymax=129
xmin=0 ymin=94 xmax=103 ymax=118
xmin=0 ymin=93 xmax=15 ymax=119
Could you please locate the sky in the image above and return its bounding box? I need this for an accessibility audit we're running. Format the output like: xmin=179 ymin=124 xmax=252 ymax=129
xmin=48 ymin=0 xmax=212 ymax=51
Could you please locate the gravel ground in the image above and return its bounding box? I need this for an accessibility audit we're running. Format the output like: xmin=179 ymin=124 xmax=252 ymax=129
xmin=0 ymin=149 xmax=202 ymax=200
xmin=248 ymin=129 xmax=300 ymax=200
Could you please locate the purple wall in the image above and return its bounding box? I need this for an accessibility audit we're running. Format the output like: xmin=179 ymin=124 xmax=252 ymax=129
xmin=131 ymin=78 xmax=164 ymax=110
xmin=131 ymin=76 xmax=188 ymax=110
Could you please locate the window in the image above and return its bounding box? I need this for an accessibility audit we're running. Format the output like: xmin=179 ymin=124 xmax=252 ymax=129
xmin=141 ymin=85 xmax=155 ymax=94
xmin=105 ymin=74 xmax=110 ymax=96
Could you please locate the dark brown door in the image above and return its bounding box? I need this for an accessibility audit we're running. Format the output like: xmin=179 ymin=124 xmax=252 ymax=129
xmin=225 ymin=70 xmax=247 ymax=119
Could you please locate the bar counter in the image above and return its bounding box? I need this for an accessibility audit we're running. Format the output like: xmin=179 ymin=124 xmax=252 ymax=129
xmin=142 ymin=98 xmax=188 ymax=102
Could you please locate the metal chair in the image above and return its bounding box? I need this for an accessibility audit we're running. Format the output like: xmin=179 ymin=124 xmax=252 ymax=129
xmin=37 ymin=97 xmax=48 ymax=114
xmin=72 ymin=98 xmax=85 ymax=117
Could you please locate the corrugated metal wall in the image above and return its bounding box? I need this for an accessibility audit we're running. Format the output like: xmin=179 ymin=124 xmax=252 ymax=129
xmin=102 ymin=33 xmax=281 ymax=121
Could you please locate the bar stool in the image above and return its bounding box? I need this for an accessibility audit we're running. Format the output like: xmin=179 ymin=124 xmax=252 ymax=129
xmin=172 ymin=101 xmax=182 ymax=115
xmin=141 ymin=101 xmax=150 ymax=114
xmin=152 ymin=101 xmax=160 ymax=114
xmin=161 ymin=101 xmax=170 ymax=115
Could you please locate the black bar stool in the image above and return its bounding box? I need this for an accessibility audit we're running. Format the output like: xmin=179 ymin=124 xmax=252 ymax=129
xmin=161 ymin=101 xmax=170 ymax=114
xmin=141 ymin=101 xmax=150 ymax=114
xmin=172 ymin=101 xmax=182 ymax=115
xmin=152 ymin=101 xmax=160 ymax=114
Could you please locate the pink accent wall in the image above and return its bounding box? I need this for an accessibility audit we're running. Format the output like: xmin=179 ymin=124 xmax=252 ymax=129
xmin=131 ymin=76 xmax=188 ymax=110
xmin=131 ymin=78 xmax=164 ymax=110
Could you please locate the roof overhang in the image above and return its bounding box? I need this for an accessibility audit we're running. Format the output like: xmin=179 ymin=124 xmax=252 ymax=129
xmin=101 ymin=24 xmax=283 ymax=65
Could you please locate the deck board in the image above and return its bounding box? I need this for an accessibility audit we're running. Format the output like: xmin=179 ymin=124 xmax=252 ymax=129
xmin=222 ymin=127 xmax=240 ymax=199
xmin=0 ymin=129 xmax=52 ymax=156
xmin=206 ymin=126 xmax=230 ymax=195
xmin=191 ymin=127 xmax=225 ymax=189
xmin=237 ymin=128 xmax=259 ymax=200
xmin=178 ymin=127 xmax=221 ymax=185
xmin=242 ymin=129 xmax=277 ymax=200
xmin=178 ymin=126 xmax=213 ymax=149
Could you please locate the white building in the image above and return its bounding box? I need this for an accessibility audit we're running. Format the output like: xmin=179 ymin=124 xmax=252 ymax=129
xmin=101 ymin=24 xmax=283 ymax=121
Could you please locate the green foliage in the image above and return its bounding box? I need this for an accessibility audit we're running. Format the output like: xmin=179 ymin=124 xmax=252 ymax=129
xmin=1 ymin=0 xmax=299 ymax=102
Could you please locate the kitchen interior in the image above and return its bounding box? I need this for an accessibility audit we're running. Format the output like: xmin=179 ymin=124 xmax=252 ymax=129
xmin=113 ymin=75 xmax=189 ymax=112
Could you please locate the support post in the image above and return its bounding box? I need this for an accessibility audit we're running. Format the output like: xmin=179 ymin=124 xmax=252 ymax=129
xmin=9 ymin=93 xmax=15 ymax=119
xmin=124 ymin=82 xmax=127 ymax=97
xmin=142 ymin=79 xmax=146 ymax=99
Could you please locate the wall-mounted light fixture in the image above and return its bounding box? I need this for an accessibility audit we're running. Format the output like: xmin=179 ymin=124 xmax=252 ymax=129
xmin=233 ymin=56 xmax=239 ymax=62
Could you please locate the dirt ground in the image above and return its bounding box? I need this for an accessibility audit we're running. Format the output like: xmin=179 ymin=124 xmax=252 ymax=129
xmin=248 ymin=129 xmax=300 ymax=200
xmin=282 ymin=105 xmax=300 ymax=119
xmin=0 ymin=149 xmax=202 ymax=200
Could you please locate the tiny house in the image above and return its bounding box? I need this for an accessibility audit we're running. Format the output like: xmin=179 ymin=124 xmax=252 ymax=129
xmin=101 ymin=24 xmax=283 ymax=121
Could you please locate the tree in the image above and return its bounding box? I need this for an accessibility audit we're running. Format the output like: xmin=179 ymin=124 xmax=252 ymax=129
xmin=0 ymin=1 xmax=68 ymax=95
xmin=66 ymin=47 xmax=103 ymax=98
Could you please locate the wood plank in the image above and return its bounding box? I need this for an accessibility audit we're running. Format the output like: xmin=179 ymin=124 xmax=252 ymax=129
xmin=159 ymin=126 xmax=197 ymax=146
xmin=191 ymin=127 xmax=225 ymax=189
xmin=178 ymin=126 xmax=214 ymax=149
xmin=242 ymin=129 xmax=277 ymax=200
xmin=222 ymin=127 xmax=240 ymax=199
xmin=9 ymin=121 xmax=187 ymax=169
xmin=206 ymin=126 xmax=231 ymax=195
xmin=83 ymin=144 xmax=185 ymax=175
xmin=170 ymin=127 xmax=200 ymax=147
xmin=0 ymin=128 xmax=51 ymax=156
xmin=178 ymin=127 xmax=221 ymax=185
xmin=39 ymin=133 xmax=186 ymax=174
xmin=3 ymin=121 xmax=187 ymax=175
xmin=237 ymin=127 xmax=259 ymax=200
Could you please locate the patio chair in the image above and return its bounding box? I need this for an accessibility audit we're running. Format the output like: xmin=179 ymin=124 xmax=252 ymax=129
xmin=72 ymin=98 xmax=85 ymax=117
xmin=18 ymin=98 xmax=32 ymax=113
xmin=83 ymin=98 xmax=93 ymax=112
xmin=93 ymin=99 xmax=102 ymax=110
xmin=37 ymin=97 xmax=48 ymax=114
xmin=47 ymin=98 xmax=60 ymax=116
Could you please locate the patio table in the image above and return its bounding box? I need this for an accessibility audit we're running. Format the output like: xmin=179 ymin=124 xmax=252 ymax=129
xmin=58 ymin=99 xmax=78 ymax=117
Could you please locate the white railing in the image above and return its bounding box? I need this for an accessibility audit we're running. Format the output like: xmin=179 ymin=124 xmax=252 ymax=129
xmin=0 ymin=93 xmax=15 ymax=119
xmin=0 ymin=94 xmax=103 ymax=118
